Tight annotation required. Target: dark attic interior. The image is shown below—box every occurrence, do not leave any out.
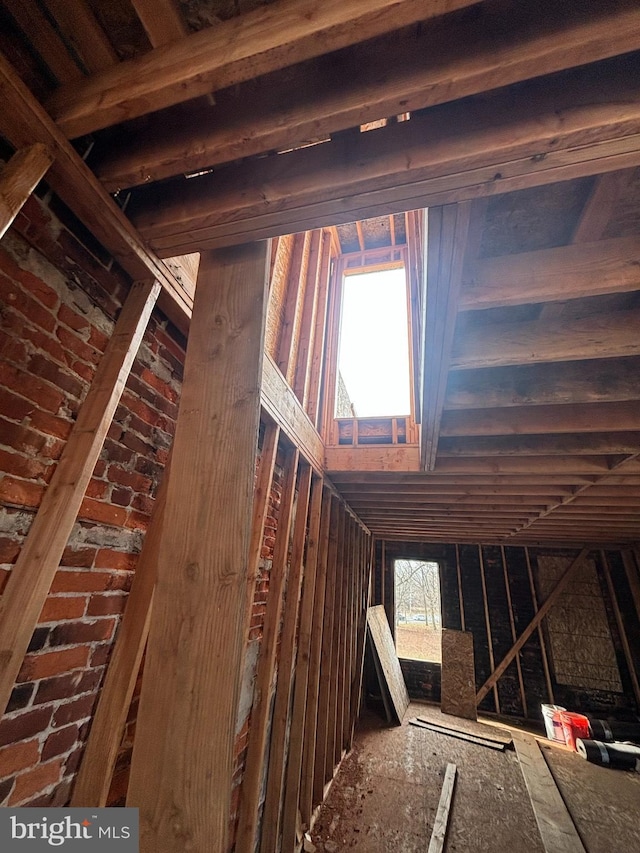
[1,1,640,851]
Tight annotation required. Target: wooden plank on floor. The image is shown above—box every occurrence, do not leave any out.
[366,605,410,725]
[428,763,457,853]
[441,629,477,721]
[0,279,159,720]
[513,732,586,853]
[125,242,269,853]
[411,719,507,751]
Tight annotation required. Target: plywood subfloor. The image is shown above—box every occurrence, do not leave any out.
[311,702,640,852]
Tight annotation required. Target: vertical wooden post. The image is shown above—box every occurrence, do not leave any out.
[349,529,370,748]
[501,546,527,718]
[260,463,313,853]
[299,492,333,831]
[601,551,640,707]
[235,447,300,852]
[126,242,269,853]
[72,453,172,807]
[478,545,500,712]
[306,233,332,428]
[328,504,347,775]
[293,229,322,402]
[0,143,53,238]
[0,278,159,719]
[525,547,554,704]
[281,479,328,853]
[313,499,340,808]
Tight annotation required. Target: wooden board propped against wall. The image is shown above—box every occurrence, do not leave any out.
[367,605,409,725]
[441,629,477,721]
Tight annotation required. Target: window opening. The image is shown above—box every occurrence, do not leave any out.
[335,266,411,418]
[394,559,442,663]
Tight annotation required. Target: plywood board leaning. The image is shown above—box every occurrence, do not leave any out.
[366,605,410,725]
[441,628,477,720]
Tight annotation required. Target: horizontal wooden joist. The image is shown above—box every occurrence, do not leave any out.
[451,307,640,370]
[336,484,576,496]
[48,0,478,138]
[438,432,640,457]
[130,58,640,253]
[439,401,640,438]
[94,0,640,190]
[460,236,640,310]
[444,356,640,410]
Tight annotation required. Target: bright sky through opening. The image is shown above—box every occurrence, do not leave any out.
[336,267,411,417]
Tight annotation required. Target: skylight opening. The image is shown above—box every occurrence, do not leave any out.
[335,266,411,418]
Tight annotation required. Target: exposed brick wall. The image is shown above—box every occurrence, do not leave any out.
[0,193,185,808]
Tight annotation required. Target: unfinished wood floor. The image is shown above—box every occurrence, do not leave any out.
[311,702,640,852]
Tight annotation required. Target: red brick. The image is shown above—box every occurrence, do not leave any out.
[132,493,154,515]
[0,536,21,565]
[52,693,97,728]
[89,325,109,351]
[0,707,52,748]
[90,643,112,668]
[18,321,68,366]
[140,367,179,403]
[9,759,62,805]
[42,726,78,762]
[57,303,90,334]
[25,775,73,808]
[64,745,84,777]
[0,328,29,363]
[0,476,45,509]
[33,672,82,705]
[155,326,186,364]
[0,362,63,412]
[28,353,84,400]
[0,387,34,422]
[106,464,152,492]
[0,418,48,456]
[0,739,40,777]
[102,438,134,466]
[0,448,49,482]
[87,593,127,616]
[50,618,116,647]
[85,477,108,499]
[94,549,138,571]
[56,326,101,365]
[0,273,56,332]
[17,647,90,683]
[7,683,34,713]
[51,570,131,594]
[125,510,149,530]
[60,546,96,568]
[39,595,87,623]
[72,360,94,382]
[78,497,127,527]
[0,249,59,309]
[29,409,73,442]
[111,486,132,507]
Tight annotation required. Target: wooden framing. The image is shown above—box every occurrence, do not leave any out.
[260,463,313,853]
[71,452,172,807]
[96,1,640,192]
[281,480,329,853]
[0,143,53,238]
[476,549,589,705]
[126,243,269,852]
[235,447,299,852]
[601,551,640,707]
[0,279,160,719]
[48,0,479,137]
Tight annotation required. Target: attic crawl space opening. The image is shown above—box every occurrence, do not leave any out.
[394,559,442,663]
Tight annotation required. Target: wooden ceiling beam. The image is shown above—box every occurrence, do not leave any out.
[41,0,118,73]
[7,0,83,84]
[94,0,640,190]
[451,308,640,370]
[48,0,478,138]
[439,432,640,457]
[131,0,188,47]
[440,400,640,438]
[445,356,640,411]
[460,235,640,311]
[572,167,636,243]
[130,59,640,253]
[0,143,54,239]
[337,485,575,496]
[421,202,473,470]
